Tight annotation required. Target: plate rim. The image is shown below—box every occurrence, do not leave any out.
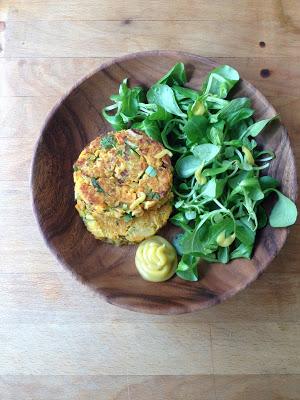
[30,50,298,315]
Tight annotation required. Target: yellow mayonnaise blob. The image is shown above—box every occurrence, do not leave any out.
[135,236,178,282]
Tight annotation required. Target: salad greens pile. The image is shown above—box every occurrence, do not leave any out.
[102,63,297,281]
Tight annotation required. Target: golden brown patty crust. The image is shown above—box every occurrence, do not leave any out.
[75,197,172,245]
[74,129,173,219]
[73,129,174,244]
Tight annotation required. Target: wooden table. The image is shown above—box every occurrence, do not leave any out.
[1,1,299,399]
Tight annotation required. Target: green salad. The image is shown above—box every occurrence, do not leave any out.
[102,63,297,281]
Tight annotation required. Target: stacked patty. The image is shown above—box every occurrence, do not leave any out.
[73,129,173,244]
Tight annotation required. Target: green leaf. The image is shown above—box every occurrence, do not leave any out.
[139,103,172,121]
[142,120,161,141]
[240,177,264,201]
[215,178,227,198]
[218,98,251,119]
[202,161,233,177]
[176,268,199,281]
[170,213,191,231]
[172,233,184,256]
[157,63,187,86]
[228,170,253,189]
[257,206,268,229]
[185,210,197,221]
[201,178,217,198]
[268,190,298,227]
[208,217,235,244]
[191,143,221,164]
[181,222,211,254]
[217,246,229,263]
[235,219,256,246]
[121,89,139,118]
[175,155,202,178]
[230,120,249,139]
[109,94,121,102]
[259,175,279,191]
[179,182,190,191]
[118,79,144,118]
[183,115,208,144]
[191,98,206,116]
[131,119,161,142]
[200,253,218,262]
[242,116,278,138]
[176,254,200,281]
[229,178,263,203]
[227,108,254,126]
[161,119,187,154]
[230,243,253,260]
[147,104,172,121]
[224,146,235,158]
[207,121,225,145]
[102,109,127,131]
[206,96,229,110]
[201,65,240,98]
[183,216,235,257]
[175,199,184,208]
[172,85,198,101]
[147,84,186,117]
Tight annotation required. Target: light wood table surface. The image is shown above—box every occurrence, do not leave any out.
[1,1,300,399]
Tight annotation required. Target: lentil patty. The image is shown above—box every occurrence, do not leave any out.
[73,129,174,244]
[74,129,173,219]
[75,196,172,245]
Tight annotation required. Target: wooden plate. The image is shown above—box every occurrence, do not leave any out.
[31,51,297,314]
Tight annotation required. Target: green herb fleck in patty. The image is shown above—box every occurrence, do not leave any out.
[100,135,117,149]
[123,212,134,222]
[91,177,104,193]
[145,165,157,177]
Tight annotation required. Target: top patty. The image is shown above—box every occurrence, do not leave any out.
[74,129,173,218]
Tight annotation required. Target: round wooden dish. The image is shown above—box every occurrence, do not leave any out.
[31,51,297,315]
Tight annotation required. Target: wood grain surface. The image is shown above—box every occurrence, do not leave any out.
[1,1,300,399]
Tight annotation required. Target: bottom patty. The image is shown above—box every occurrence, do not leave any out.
[76,198,172,245]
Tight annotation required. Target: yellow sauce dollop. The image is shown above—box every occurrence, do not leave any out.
[135,236,178,282]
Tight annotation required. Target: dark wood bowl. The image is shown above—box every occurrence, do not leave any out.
[31,51,297,314]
